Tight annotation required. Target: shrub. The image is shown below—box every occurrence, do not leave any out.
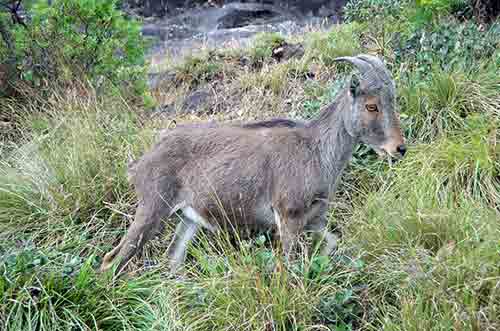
[413,0,473,25]
[344,0,411,22]
[394,20,500,75]
[2,0,147,101]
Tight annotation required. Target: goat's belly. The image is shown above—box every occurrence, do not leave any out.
[203,201,276,232]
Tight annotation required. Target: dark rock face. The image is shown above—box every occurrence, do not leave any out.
[140,1,345,59]
[129,0,347,18]
[472,0,500,22]
[217,7,280,29]
[141,0,347,90]
[143,0,167,17]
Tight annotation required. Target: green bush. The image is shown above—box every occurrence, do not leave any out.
[413,0,473,25]
[394,20,500,75]
[344,0,411,22]
[2,0,147,101]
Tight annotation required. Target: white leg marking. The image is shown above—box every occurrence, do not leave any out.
[182,206,217,232]
[320,231,339,256]
[168,201,187,218]
[274,209,282,237]
[171,221,198,264]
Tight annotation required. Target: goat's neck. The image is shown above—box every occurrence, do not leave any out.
[309,91,358,189]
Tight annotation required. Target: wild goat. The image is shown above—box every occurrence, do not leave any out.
[157,118,304,139]
[101,54,406,274]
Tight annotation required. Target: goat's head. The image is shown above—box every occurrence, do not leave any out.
[335,54,406,159]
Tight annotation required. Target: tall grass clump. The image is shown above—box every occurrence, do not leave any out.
[345,114,500,329]
[399,65,500,142]
[349,114,498,250]
[0,248,178,331]
[0,91,155,250]
[248,32,286,66]
[174,232,368,331]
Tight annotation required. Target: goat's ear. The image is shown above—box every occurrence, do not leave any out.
[349,74,360,97]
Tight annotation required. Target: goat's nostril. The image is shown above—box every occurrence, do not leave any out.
[396,144,407,157]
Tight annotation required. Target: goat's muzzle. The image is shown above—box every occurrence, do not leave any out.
[396,144,407,157]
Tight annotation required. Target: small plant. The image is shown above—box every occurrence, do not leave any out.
[315,289,364,331]
[248,32,286,66]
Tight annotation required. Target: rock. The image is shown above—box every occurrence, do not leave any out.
[142,0,166,17]
[271,41,305,61]
[216,3,303,29]
[217,4,283,29]
[182,88,215,114]
[148,71,177,90]
[152,87,216,119]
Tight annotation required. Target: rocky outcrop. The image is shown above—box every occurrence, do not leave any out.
[126,0,347,18]
[143,0,167,17]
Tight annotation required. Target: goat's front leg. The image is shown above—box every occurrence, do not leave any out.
[166,217,199,274]
[305,202,338,257]
[274,200,332,265]
[274,208,297,263]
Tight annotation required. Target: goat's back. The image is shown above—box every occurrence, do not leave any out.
[131,127,325,225]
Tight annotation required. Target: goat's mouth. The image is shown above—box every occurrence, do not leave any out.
[373,146,402,164]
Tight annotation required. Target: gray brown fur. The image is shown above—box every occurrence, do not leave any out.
[101,54,406,274]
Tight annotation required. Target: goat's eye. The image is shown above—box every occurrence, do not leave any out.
[366,104,379,113]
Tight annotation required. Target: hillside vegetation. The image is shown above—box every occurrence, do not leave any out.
[0,0,499,330]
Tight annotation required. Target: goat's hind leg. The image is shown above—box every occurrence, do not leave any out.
[166,206,214,274]
[100,201,166,274]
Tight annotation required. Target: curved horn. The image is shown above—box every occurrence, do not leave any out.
[333,56,374,77]
[356,54,393,84]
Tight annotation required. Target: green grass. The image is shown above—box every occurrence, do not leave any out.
[399,65,500,142]
[304,23,364,67]
[1,2,499,330]
[0,248,177,331]
[173,232,367,331]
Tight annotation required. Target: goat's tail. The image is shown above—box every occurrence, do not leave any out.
[126,151,139,185]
